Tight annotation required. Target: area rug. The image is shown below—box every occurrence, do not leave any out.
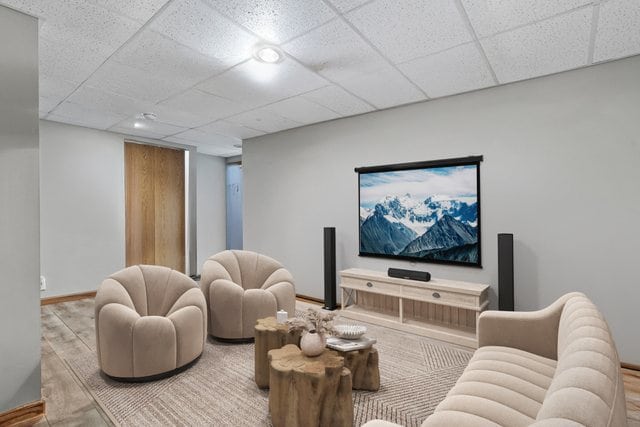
[67,319,472,426]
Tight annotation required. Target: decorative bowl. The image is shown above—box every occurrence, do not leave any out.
[335,324,367,340]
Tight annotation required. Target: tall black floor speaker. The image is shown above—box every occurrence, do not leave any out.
[323,227,337,310]
[498,233,514,311]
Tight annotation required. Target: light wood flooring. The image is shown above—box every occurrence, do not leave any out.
[37,298,640,426]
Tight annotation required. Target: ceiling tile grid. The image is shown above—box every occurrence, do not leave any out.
[1,0,639,156]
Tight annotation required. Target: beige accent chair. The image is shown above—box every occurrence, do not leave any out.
[364,292,628,427]
[95,265,207,380]
[201,250,296,340]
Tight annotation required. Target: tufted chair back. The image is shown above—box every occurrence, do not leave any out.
[200,250,296,339]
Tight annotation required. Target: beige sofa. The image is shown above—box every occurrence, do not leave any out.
[365,292,628,427]
[201,250,296,340]
[95,265,207,380]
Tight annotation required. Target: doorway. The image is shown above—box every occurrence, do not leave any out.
[226,162,243,250]
[125,142,185,272]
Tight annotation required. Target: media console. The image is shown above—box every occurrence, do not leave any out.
[339,268,489,348]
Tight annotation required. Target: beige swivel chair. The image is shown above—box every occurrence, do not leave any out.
[95,265,207,380]
[201,250,296,340]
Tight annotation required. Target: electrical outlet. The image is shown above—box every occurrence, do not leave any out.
[40,276,46,292]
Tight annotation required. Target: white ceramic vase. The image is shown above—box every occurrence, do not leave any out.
[300,331,326,357]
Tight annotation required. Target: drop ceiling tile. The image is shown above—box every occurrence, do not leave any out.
[594,0,640,62]
[85,61,187,103]
[339,65,426,109]
[283,18,388,83]
[226,108,302,133]
[39,36,110,84]
[398,43,495,98]
[88,0,169,22]
[66,86,154,117]
[326,0,371,14]
[198,58,327,109]
[40,97,61,115]
[345,0,472,63]
[113,30,228,87]
[147,104,213,128]
[198,145,241,157]
[482,8,591,83]
[158,89,247,124]
[301,85,374,116]
[207,0,336,43]
[39,76,77,105]
[264,96,340,124]
[48,102,128,130]
[170,128,240,146]
[461,0,591,38]
[196,120,265,139]
[110,117,188,137]
[149,0,257,66]
[39,2,141,54]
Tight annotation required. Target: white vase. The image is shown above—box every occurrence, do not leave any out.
[300,331,326,357]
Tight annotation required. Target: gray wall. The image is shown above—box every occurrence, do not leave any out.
[244,56,640,364]
[226,163,243,250]
[0,5,41,412]
[196,153,227,271]
[39,120,227,295]
[39,120,125,297]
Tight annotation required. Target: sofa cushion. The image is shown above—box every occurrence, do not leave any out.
[423,346,557,426]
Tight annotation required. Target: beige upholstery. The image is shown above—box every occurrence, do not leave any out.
[364,292,628,427]
[95,265,207,379]
[201,250,296,340]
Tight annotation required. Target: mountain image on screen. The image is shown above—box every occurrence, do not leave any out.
[360,193,479,263]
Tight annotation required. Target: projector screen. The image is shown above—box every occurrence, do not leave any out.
[357,156,482,267]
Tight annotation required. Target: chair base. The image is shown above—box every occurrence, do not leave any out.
[102,353,202,383]
[210,335,255,344]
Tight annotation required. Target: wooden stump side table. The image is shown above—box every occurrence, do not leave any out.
[254,317,301,389]
[268,344,353,427]
[337,346,380,391]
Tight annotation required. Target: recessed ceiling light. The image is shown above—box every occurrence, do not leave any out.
[134,122,144,129]
[141,112,157,121]
[254,45,283,64]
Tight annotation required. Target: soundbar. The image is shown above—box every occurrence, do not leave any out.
[388,268,431,282]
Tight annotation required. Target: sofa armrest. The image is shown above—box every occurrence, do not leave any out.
[478,293,578,360]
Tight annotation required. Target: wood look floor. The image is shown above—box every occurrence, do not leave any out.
[38,298,640,426]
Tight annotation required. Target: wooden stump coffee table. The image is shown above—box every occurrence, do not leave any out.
[268,344,353,427]
[254,317,301,389]
[336,346,380,391]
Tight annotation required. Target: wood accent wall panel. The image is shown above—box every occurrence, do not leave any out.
[125,142,185,273]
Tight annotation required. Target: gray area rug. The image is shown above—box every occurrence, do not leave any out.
[68,319,472,426]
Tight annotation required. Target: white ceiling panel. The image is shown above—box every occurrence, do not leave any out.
[39,76,77,105]
[40,97,62,116]
[197,145,241,157]
[482,8,592,84]
[207,0,336,43]
[302,85,374,117]
[158,89,247,123]
[398,43,495,98]
[594,0,640,63]
[196,120,265,139]
[345,0,472,63]
[85,61,188,103]
[88,0,170,22]
[198,58,327,108]
[149,0,257,66]
[49,102,128,130]
[264,97,340,125]
[171,128,240,146]
[147,104,213,128]
[326,0,371,14]
[66,86,154,117]
[283,18,387,83]
[112,30,228,87]
[226,108,302,133]
[38,35,110,84]
[339,65,426,109]
[109,125,167,140]
[461,0,591,38]
[110,117,188,137]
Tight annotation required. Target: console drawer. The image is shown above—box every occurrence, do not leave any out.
[402,286,478,307]
[341,277,399,295]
